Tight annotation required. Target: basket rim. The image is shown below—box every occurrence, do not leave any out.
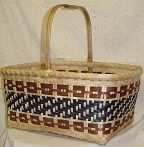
[0,61,143,81]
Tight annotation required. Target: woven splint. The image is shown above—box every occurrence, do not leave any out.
[1,4,143,144]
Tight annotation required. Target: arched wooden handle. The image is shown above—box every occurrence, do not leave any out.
[44,4,93,71]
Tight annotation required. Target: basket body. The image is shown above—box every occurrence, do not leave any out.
[1,61,143,144]
[1,3,143,144]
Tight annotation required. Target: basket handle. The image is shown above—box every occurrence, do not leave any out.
[44,4,93,72]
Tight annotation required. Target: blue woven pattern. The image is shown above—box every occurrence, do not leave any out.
[6,91,138,122]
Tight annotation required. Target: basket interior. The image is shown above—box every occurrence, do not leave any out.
[7,60,142,75]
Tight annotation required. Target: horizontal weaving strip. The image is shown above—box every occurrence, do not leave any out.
[4,79,140,99]
[4,85,137,94]
[7,110,134,135]
[6,91,138,122]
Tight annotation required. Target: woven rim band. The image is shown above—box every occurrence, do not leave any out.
[1,61,143,81]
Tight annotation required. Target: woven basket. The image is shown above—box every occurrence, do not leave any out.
[1,4,143,144]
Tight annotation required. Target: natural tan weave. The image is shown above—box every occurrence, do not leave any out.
[0,4,143,144]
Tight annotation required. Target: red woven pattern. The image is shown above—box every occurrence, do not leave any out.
[4,79,140,99]
[8,110,134,135]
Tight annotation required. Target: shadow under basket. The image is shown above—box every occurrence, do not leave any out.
[1,60,143,144]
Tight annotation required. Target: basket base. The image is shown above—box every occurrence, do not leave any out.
[7,118,133,145]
